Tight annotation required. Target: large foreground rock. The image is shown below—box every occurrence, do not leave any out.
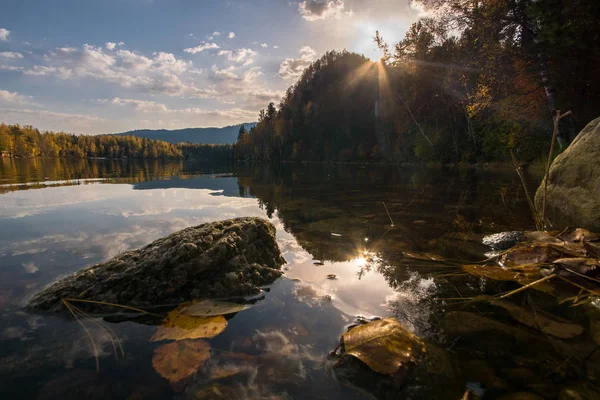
[535,117,600,231]
[26,217,285,313]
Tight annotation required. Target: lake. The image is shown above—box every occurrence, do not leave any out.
[1,158,598,399]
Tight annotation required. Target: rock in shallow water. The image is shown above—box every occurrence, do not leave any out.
[482,231,525,250]
[26,217,286,313]
[535,116,600,231]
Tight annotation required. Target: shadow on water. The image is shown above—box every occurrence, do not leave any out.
[1,159,599,399]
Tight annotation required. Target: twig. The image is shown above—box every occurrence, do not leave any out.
[63,298,161,317]
[510,149,543,230]
[382,202,394,226]
[541,110,572,229]
[497,274,556,299]
[70,302,125,360]
[558,276,600,296]
[63,299,100,372]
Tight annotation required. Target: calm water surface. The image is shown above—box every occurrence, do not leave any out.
[1,158,597,399]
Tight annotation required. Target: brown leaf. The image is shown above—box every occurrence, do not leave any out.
[559,228,600,243]
[584,241,600,258]
[341,318,425,376]
[500,244,579,268]
[553,258,600,275]
[403,251,446,262]
[180,300,250,318]
[480,295,584,339]
[152,340,210,383]
[463,264,555,294]
[150,308,227,342]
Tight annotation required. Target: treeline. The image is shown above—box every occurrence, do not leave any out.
[235,0,600,163]
[0,123,233,161]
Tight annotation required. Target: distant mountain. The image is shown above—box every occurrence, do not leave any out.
[113,123,256,144]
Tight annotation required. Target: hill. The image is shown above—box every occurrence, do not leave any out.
[114,123,256,144]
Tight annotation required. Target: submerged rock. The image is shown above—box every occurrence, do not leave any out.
[26,217,285,313]
[483,231,526,250]
[535,116,600,231]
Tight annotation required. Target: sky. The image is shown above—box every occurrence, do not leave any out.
[0,0,426,134]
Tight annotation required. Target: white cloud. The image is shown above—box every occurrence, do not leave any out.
[0,28,10,41]
[261,43,268,48]
[0,108,106,133]
[228,32,235,39]
[22,44,211,98]
[298,0,347,21]
[105,42,116,50]
[0,52,23,59]
[0,65,23,71]
[97,97,258,125]
[97,97,169,112]
[117,41,125,46]
[279,46,317,79]
[273,45,279,49]
[218,48,257,65]
[213,31,221,36]
[0,90,34,106]
[183,42,219,54]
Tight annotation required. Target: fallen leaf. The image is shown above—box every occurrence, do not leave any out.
[479,295,584,339]
[584,241,600,258]
[150,309,227,342]
[152,340,210,383]
[500,244,575,267]
[559,228,600,243]
[180,300,251,318]
[403,252,446,262]
[341,318,425,376]
[553,258,600,275]
[443,311,540,343]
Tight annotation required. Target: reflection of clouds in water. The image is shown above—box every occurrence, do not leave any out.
[277,236,311,265]
[22,262,39,274]
[0,183,130,219]
[285,256,396,318]
[384,272,437,335]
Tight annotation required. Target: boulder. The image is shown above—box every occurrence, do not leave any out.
[26,217,286,313]
[535,117,600,231]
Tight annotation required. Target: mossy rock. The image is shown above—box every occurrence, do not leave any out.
[26,217,285,313]
[535,117,600,231]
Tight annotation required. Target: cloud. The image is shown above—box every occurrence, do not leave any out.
[298,0,346,21]
[0,108,106,133]
[0,28,10,41]
[218,48,257,65]
[0,90,36,106]
[261,43,268,48]
[0,52,23,59]
[273,45,279,49]
[97,97,169,112]
[105,42,116,50]
[0,65,23,71]
[22,44,212,98]
[279,46,317,79]
[213,31,221,36]
[228,32,235,39]
[183,42,219,54]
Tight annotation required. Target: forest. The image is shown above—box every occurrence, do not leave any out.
[235,0,600,163]
[0,123,234,162]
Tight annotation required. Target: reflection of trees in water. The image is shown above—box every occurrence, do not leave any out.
[235,163,539,265]
[0,158,232,194]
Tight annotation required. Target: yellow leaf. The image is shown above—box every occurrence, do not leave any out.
[341,318,425,376]
[150,309,227,342]
[180,300,250,317]
[152,339,210,383]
